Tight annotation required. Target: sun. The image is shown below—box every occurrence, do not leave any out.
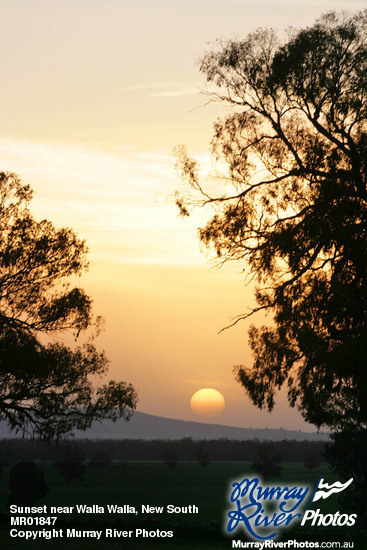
[190,388,225,419]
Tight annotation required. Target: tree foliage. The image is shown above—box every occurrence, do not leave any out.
[54,443,86,485]
[325,431,367,524]
[175,11,367,432]
[0,172,137,440]
[251,442,282,480]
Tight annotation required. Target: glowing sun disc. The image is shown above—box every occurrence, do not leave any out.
[190,388,225,419]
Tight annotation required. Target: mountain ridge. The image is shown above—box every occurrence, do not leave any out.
[0,411,329,441]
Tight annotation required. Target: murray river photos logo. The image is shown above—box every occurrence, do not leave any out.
[226,476,356,540]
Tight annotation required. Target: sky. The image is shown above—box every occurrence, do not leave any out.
[0,0,365,431]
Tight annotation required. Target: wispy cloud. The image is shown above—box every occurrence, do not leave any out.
[150,87,199,98]
[0,139,210,266]
[122,81,177,92]
[122,81,200,98]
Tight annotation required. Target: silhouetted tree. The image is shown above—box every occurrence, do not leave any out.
[0,172,137,440]
[163,447,178,470]
[54,443,86,485]
[176,11,367,522]
[251,442,282,480]
[175,10,367,435]
[195,446,210,467]
[55,461,86,486]
[304,454,320,470]
[325,430,367,526]
[7,462,49,507]
[90,448,112,467]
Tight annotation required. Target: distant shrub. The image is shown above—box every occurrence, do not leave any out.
[251,442,282,480]
[304,454,320,469]
[195,447,210,467]
[53,443,86,485]
[163,449,177,470]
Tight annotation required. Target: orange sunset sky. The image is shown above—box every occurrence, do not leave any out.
[1,0,364,430]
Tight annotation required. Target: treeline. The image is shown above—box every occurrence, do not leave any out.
[0,438,327,464]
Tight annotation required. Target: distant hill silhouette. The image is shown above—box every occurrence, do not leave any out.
[0,411,329,441]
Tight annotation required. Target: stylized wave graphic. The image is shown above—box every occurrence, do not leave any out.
[312,478,353,502]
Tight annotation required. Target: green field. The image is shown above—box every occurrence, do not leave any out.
[0,462,364,549]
